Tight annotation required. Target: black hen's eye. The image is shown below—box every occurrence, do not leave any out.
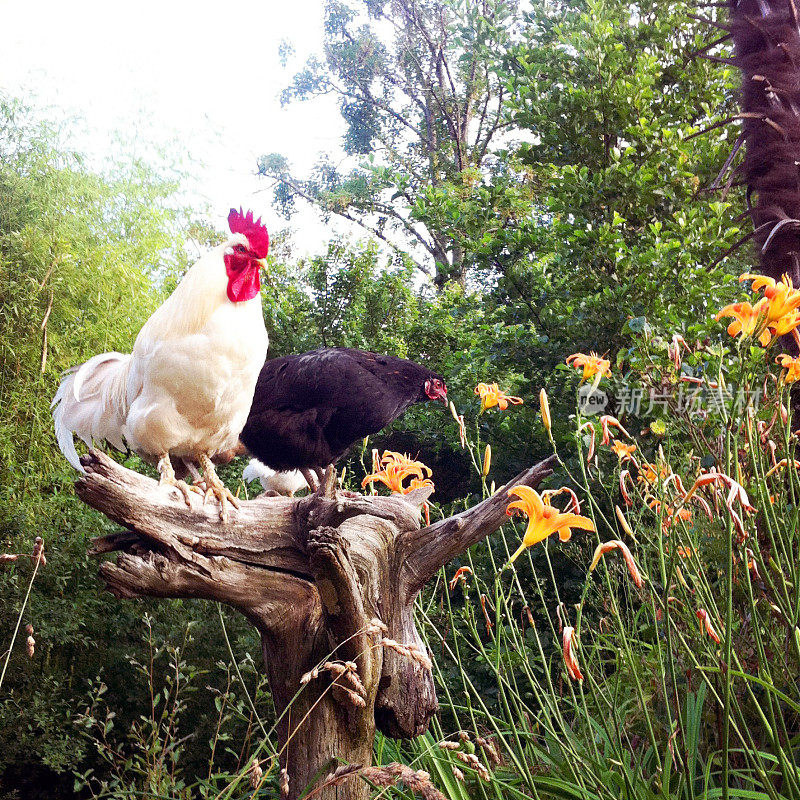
[234,244,247,254]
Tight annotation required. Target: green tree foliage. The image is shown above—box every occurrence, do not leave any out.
[0,100,184,494]
[263,237,420,356]
[260,0,520,285]
[404,0,750,469]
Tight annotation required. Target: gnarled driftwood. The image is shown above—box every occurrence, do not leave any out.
[79,449,554,799]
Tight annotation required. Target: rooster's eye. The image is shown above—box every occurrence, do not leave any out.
[234,244,247,254]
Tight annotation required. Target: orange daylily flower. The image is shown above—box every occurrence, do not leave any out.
[716,299,771,346]
[777,354,800,384]
[769,309,800,338]
[362,451,433,495]
[504,486,595,565]
[638,461,672,487]
[741,272,800,322]
[566,352,612,386]
[562,626,583,681]
[589,540,644,588]
[475,382,523,411]
[610,440,637,461]
[648,499,692,531]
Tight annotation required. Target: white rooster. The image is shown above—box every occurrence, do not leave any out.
[51,208,270,521]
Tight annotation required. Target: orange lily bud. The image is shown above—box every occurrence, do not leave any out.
[675,565,692,591]
[614,505,635,537]
[449,400,460,423]
[765,458,800,478]
[480,594,494,637]
[539,388,552,434]
[579,421,596,465]
[482,444,491,476]
[562,626,583,681]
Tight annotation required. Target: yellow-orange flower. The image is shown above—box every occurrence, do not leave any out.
[362,451,433,495]
[648,499,692,531]
[638,461,672,487]
[770,309,800,338]
[777,354,800,384]
[741,272,800,322]
[475,382,523,411]
[610,440,637,461]
[505,486,595,565]
[566,352,612,385]
[716,299,771,346]
[589,540,644,588]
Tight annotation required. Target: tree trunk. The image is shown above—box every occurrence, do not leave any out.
[79,450,554,799]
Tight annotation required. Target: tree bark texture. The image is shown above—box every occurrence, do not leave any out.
[79,450,554,799]
[725,0,800,288]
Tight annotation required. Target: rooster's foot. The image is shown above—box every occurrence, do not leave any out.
[157,454,202,507]
[199,454,240,522]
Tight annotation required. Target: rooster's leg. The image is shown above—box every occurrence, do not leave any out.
[198,453,240,523]
[300,468,319,491]
[183,460,207,491]
[157,454,200,506]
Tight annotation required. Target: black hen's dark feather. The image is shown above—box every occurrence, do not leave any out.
[240,347,445,471]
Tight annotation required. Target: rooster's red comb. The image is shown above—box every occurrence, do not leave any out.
[228,207,269,258]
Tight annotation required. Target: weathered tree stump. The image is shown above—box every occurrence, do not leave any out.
[78,450,554,799]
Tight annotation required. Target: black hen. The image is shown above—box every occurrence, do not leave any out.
[240,347,447,484]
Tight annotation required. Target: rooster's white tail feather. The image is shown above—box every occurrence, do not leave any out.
[51,352,132,472]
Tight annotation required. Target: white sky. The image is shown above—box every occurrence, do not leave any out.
[0,0,350,254]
